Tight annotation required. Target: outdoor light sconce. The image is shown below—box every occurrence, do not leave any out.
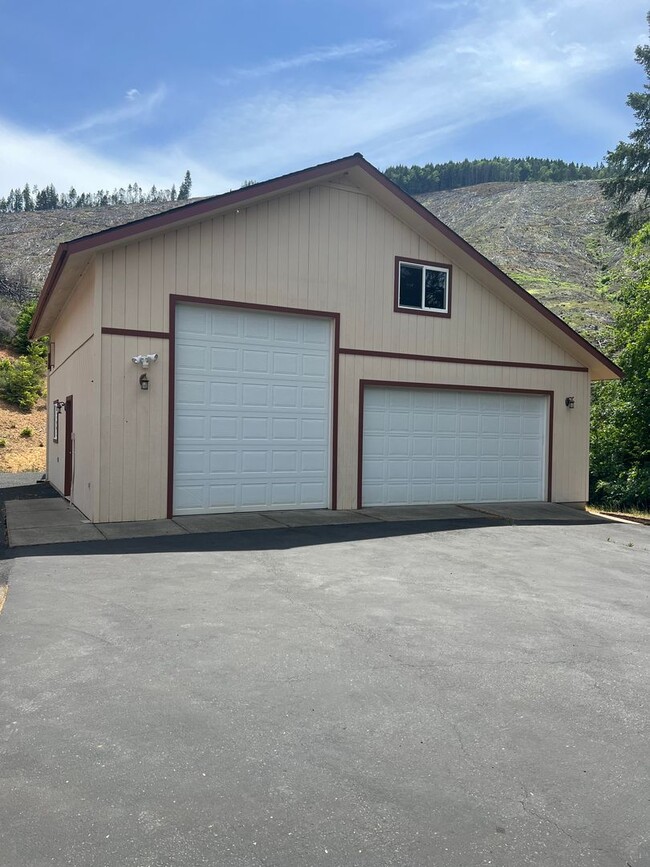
[132,353,159,390]
[565,396,576,409]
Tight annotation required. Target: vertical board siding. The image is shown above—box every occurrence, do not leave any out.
[96,182,591,520]
[99,334,169,522]
[100,184,580,367]
[47,337,96,519]
[51,263,95,364]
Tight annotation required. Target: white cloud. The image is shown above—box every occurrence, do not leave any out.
[65,86,167,136]
[0,0,644,199]
[192,0,642,176]
[0,118,236,197]
[233,39,391,78]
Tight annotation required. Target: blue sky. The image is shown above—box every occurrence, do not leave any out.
[0,0,646,196]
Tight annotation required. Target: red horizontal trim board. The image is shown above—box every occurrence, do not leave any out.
[29,154,363,339]
[356,379,554,509]
[102,327,170,339]
[166,295,341,518]
[28,151,623,379]
[340,347,587,373]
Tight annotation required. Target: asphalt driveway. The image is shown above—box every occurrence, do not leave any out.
[1,519,649,867]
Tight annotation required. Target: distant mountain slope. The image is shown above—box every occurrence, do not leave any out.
[418,180,622,348]
[0,180,622,348]
[0,200,187,290]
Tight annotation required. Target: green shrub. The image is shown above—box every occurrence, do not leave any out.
[19,427,33,438]
[12,300,48,359]
[0,355,45,410]
[0,439,6,447]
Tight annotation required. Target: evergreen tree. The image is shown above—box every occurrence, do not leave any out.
[601,14,650,239]
[22,184,34,211]
[590,226,650,508]
[178,170,192,200]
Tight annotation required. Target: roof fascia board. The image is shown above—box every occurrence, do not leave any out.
[348,161,622,379]
[30,152,623,379]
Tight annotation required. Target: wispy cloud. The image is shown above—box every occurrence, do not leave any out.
[65,86,167,136]
[194,0,641,178]
[0,117,236,196]
[233,39,391,78]
[0,0,643,199]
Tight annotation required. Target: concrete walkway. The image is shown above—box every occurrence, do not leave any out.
[4,497,605,547]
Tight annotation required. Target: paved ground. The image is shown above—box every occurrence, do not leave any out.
[1,517,648,867]
[4,494,604,547]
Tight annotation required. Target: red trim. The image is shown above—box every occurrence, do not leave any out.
[29,154,363,339]
[547,392,554,502]
[393,256,452,319]
[166,295,340,518]
[361,161,622,379]
[340,346,587,373]
[102,327,170,339]
[357,380,365,510]
[30,152,622,377]
[166,296,176,518]
[29,247,68,339]
[356,380,554,509]
[64,395,73,497]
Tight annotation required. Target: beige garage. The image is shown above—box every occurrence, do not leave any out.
[30,154,621,523]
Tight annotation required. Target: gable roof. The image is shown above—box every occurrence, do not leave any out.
[30,153,622,379]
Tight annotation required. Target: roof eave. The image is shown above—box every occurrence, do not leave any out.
[352,161,623,381]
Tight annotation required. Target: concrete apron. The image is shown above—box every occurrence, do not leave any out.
[4,497,604,547]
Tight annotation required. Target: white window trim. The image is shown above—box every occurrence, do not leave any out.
[397,260,450,314]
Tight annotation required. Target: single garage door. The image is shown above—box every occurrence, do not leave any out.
[362,386,548,506]
[174,304,332,514]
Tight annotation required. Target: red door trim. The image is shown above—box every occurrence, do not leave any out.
[64,394,73,497]
[357,380,554,509]
[167,295,340,518]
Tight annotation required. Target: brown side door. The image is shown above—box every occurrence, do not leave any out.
[64,395,73,497]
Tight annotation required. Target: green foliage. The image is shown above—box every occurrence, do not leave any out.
[0,439,6,447]
[19,426,33,438]
[0,170,194,213]
[177,170,192,201]
[590,226,650,509]
[0,355,45,410]
[384,157,609,196]
[602,15,650,239]
[13,300,47,357]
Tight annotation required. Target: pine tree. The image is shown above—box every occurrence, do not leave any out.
[22,184,34,211]
[601,13,650,239]
[178,170,192,200]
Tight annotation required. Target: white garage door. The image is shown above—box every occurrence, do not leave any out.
[174,304,332,514]
[362,387,548,506]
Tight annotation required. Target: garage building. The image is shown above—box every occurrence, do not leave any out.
[29,154,621,523]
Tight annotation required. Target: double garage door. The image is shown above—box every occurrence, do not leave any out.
[362,386,548,506]
[173,304,548,514]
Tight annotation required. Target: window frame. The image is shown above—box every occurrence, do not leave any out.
[52,400,61,443]
[394,256,452,318]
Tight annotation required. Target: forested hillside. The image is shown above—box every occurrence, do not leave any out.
[421,180,620,348]
[0,175,620,347]
[385,157,609,195]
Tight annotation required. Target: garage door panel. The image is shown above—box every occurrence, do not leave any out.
[209,309,239,337]
[362,386,547,506]
[177,344,208,371]
[174,305,331,514]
